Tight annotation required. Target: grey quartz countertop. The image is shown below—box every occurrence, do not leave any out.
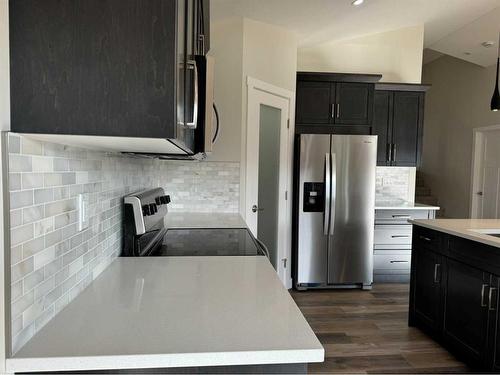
[7,257,324,373]
[164,212,247,229]
[409,219,500,249]
[375,201,440,210]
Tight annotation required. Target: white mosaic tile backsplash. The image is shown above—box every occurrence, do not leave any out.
[375,167,416,203]
[7,133,240,353]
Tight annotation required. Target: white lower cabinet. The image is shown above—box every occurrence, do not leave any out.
[373,208,437,283]
[374,250,412,282]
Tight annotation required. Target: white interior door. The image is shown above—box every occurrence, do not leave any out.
[472,128,500,218]
[246,81,291,286]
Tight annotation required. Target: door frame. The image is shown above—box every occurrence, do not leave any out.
[244,77,295,289]
[470,124,500,218]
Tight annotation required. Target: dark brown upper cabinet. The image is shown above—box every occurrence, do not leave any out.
[296,81,332,124]
[9,0,209,149]
[372,83,429,167]
[295,72,381,135]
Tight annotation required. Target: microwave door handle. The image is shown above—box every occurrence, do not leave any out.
[185,60,199,129]
[212,103,220,144]
[324,153,331,236]
[329,153,336,235]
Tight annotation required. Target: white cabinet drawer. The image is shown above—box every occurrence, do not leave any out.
[374,225,412,248]
[373,250,411,274]
[375,209,430,224]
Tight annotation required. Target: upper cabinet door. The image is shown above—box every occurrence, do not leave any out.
[197,0,210,54]
[334,83,374,125]
[372,91,392,166]
[10,0,177,139]
[296,81,332,124]
[391,92,423,166]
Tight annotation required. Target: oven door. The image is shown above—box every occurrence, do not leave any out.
[136,228,167,257]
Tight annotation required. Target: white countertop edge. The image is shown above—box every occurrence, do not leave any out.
[375,205,440,210]
[6,349,325,373]
[409,220,500,249]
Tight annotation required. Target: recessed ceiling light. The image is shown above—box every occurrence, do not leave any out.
[482,41,495,48]
[352,0,364,6]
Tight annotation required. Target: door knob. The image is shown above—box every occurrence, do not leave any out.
[477,191,484,196]
[252,205,263,213]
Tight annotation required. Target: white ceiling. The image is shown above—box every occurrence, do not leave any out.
[212,0,500,66]
[428,6,500,66]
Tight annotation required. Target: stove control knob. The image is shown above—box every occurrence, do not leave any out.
[142,204,150,216]
[149,203,157,214]
[161,195,171,204]
[155,197,161,205]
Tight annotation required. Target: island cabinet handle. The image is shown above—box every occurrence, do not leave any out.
[489,287,498,311]
[392,214,412,218]
[419,235,432,242]
[391,235,410,238]
[433,263,441,283]
[481,284,489,307]
[390,260,409,263]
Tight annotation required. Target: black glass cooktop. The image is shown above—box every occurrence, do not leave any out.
[153,228,264,256]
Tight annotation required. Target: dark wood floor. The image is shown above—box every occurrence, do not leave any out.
[291,284,469,374]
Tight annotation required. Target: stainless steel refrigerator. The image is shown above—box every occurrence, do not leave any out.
[295,134,377,290]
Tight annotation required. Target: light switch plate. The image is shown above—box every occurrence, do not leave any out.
[78,193,90,231]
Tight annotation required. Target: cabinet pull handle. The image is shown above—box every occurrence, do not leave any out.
[390,260,409,263]
[392,215,412,218]
[392,143,397,162]
[481,284,488,307]
[336,103,340,118]
[387,143,392,163]
[331,104,335,119]
[489,287,497,311]
[433,263,440,283]
[419,235,432,242]
[391,235,410,238]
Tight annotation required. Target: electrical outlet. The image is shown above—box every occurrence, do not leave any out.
[78,193,90,231]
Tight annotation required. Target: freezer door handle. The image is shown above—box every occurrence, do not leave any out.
[329,153,336,235]
[324,153,331,235]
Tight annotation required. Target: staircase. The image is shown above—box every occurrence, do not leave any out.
[415,171,439,207]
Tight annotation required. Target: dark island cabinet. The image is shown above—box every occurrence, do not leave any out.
[373,84,429,167]
[295,72,381,135]
[411,245,443,335]
[409,225,500,370]
[442,259,489,365]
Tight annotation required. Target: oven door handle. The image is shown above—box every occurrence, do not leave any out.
[139,228,167,256]
[255,237,270,259]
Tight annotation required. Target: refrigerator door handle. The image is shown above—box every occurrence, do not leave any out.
[329,153,336,235]
[323,153,331,235]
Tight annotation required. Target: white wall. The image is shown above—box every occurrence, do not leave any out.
[421,55,500,218]
[0,0,8,368]
[298,25,424,84]
[239,18,298,214]
[206,18,244,162]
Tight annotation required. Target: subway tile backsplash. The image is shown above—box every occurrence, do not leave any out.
[6,133,240,353]
[375,167,416,203]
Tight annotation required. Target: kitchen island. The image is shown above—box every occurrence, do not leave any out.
[409,219,500,371]
[7,256,323,373]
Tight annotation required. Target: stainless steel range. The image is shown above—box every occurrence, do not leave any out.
[122,188,267,257]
